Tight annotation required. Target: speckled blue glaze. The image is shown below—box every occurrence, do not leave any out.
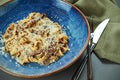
[0,0,90,77]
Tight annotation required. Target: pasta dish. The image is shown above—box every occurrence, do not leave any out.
[2,12,69,65]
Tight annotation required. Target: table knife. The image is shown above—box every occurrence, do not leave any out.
[72,18,110,80]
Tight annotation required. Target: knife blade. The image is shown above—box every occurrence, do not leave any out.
[71,18,110,80]
[92,18,110,44]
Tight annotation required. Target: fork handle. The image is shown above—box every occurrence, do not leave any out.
[71,53,88,80]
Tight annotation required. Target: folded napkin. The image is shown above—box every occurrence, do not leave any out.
[66,0,120,63]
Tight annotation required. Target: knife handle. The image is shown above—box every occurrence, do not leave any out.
[87,45,92,80]
[87,43,95,80]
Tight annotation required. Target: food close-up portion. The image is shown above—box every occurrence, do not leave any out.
[2,12,69,65]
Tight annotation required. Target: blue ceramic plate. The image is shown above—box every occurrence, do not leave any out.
[0,0,90,78]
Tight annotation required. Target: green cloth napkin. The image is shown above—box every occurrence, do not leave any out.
[66,0,120,63]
